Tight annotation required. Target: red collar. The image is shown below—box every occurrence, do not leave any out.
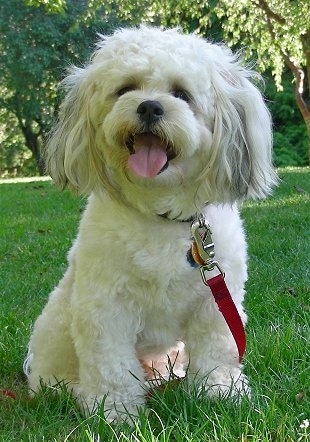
[191,216,246,363]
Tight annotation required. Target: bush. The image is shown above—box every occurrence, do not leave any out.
[265,72,308,167]
[0,114,38,177]
[273,132,306,167]
[0,0,126,177]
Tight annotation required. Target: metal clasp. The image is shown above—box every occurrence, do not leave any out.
[191,214,215,263]
[191,214,225,283]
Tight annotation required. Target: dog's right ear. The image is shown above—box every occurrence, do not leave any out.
[45,67,103,195]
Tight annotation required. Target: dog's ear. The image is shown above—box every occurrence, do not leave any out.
[207,53,278,202]
[45,67,105,195]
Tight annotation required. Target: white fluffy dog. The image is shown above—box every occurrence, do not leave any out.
[25,26,277,420]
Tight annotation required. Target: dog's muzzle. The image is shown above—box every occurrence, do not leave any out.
[125,100,177,178]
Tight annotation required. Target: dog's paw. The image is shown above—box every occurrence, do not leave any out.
[194,368,250,400]
[103,401,144,424]
[77,392,145,423]
[206,374,250,400]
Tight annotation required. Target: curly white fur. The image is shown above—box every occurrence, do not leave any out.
[25,26,277,421]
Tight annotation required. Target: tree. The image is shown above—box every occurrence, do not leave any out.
[24,0,66,13]
[265,73,308,167]
[0,0,121,175]
[213,0,310,163]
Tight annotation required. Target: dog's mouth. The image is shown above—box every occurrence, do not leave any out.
[126,132,176,178]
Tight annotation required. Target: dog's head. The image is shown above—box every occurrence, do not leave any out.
[46,26,277,219]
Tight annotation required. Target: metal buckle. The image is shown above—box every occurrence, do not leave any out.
[191,214,215,262]
[191,214,225,281]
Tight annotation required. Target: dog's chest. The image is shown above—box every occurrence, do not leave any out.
[124,220,201,294]
[77,197,241,313]
[125,229,205,318]
[134,273,205,347]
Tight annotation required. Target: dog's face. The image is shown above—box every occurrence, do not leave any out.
[46,26,277,218]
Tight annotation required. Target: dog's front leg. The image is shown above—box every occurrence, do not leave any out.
[71,301,145,421]
[185,299,249,398]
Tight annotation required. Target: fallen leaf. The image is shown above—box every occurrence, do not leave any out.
[296,391,307,402]
[0,389,16,400]
[294,186,308,194]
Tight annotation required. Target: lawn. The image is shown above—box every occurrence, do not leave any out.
[0,168,309,441]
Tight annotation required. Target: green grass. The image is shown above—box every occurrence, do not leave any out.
[0,168,309,441]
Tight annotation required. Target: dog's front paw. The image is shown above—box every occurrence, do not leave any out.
[207,374,250,399]
[195,367,250,400]
[76,390,145,423]
[103,398,145,424]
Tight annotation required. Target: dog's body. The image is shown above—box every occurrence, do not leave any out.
[25,26,277,420]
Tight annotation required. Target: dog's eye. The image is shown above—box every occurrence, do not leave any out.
[117,86,135,97]
[172,89,191,103]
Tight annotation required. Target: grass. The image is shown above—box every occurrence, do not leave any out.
[0,168,309,441]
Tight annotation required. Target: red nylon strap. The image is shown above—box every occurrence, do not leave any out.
[206,274,246,363]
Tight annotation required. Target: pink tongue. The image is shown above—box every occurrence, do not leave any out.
[127,134,168,178]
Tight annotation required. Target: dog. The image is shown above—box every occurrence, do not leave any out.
[24,26,277,421]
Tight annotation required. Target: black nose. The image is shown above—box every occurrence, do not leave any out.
[137,100,164,127]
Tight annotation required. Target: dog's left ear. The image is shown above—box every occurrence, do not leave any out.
[208,54,278,201]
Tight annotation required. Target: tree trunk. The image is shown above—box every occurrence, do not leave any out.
[285,64,310,164]
[19,120,45,175]
[301,30,310,163]
[306,121,310,165]
[280,55,310,164]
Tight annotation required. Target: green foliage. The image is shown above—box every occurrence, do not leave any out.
[265,74,308,166]
[24,0,66,13]
[0,111,34,177]
[273,128,308,167]
[213,0,309,85]
[0,0,124,176]
[211,1,310,164]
